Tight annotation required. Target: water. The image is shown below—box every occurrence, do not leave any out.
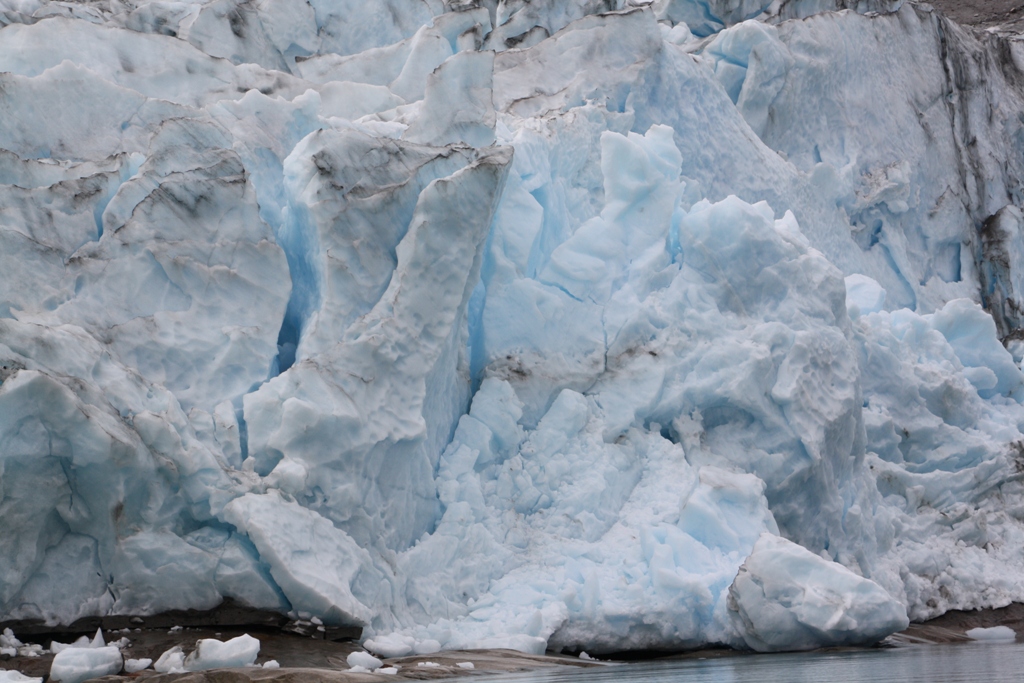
[476,643,1024,683]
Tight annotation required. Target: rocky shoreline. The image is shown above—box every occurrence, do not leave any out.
[2,602,1022,682]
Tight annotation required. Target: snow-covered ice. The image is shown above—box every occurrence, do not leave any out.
[4,0,1024,659]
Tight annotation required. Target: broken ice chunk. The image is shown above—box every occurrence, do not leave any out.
[183,634,260,671]
[966,626,1016,642]
[49,646,123,683]
[124,658,152,673]
[346,651,382,671]
[728,534,909,652]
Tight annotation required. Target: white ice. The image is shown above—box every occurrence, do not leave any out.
[183,635,260,671]
[346,651,383,671]
[4,0,1024,660]
[966,626,1017,642]
[153,647,185,674]
[729,534,908,651]
[0,672,42,683]
[48,647,122,683]
[123,659,152,673]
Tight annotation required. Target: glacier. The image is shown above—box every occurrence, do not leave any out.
[3,0,1024,659]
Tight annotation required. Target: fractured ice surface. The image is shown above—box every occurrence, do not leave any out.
[4,0,1024,658]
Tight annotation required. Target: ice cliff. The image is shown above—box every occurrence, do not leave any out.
[4,0,1024,655]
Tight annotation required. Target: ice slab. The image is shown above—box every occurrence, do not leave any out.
[728,534,909,652]
[966,626,1017,642]
[49,646,123,683]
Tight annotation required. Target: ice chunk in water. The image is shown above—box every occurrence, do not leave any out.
[966,626,1017,642]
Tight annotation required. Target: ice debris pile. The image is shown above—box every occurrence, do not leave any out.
[5,0,1024,658]
[2,629,262,683]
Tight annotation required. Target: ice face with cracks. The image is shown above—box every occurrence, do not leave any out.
[5,0,1024,659]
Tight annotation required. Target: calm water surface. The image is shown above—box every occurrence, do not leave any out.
[477,643,1024,683]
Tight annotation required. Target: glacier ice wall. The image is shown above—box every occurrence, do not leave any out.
[3,0,1024,655]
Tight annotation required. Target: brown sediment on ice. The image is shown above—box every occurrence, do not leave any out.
[888,603,1024,645]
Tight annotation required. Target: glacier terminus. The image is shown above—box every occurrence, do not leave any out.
[4,0,1024,660]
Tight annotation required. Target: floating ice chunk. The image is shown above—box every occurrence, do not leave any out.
[49,646,123,683]
[728,534,909,652]
[153,646,185,673]
[124,658,152,673]
[0,629,21,648]
[346,651,382,671]
[261,661,280,669]
[417,662,441,668]
[966,626,1017,642]
[183,634,260,671]
[378,667,398,675]
[456,662,475,669]
[0,672,41,683]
